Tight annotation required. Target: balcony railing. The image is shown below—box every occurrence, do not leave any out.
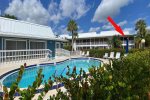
[0,49,52,64]
[122,40,134,44]
[76,42,108,45]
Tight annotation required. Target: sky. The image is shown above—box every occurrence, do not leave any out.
[0,0,150,35]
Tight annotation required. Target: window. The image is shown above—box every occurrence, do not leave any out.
[30,41,45,49]
[6,40,26,50]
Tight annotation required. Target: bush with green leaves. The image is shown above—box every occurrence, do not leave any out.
[89,48,125,58]
[53,50,150,99]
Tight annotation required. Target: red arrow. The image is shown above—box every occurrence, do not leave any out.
[107,16,125,36]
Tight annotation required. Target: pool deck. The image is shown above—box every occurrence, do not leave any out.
[0,56,109,77]
[0,56,109,99]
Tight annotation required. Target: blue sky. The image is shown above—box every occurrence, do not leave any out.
[0,0,150,35]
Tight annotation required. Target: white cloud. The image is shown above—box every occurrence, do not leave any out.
[124,28,135,34]
[134,17,146,23]
[48,1,62,24]
[146,26,150,30]
[102,23,113,30]
[60,0,90,19]
[102,20,127,30]
[118,20,127,26]
[5,0,90,25]
[89,27,101,32]
[92,0,133,22]
[5,0,50,25]
[53,25,69,35]
[148,3,150,7]
[48,0,90,24]
[124,28,133,32]
[78,30,84,33]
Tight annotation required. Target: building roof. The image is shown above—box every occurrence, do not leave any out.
[99,31,132,37]
[60,30,135,39]
[0,17,65,41]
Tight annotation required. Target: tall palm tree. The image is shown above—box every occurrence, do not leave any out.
[135,19,147,48]
[135,19,147,38]
[67,20,78,51]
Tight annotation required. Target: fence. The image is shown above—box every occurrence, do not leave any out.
[0,49,52,64]
[55,48,81,57]
[55,48,71,56]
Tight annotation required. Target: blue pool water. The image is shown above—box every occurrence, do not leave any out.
[3,58,101,88]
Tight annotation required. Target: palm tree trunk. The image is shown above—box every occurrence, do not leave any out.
[72,30,74,51]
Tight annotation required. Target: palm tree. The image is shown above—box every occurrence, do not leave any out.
[135,19,147,48]
[67,20,78,51]
[135,19,147,38]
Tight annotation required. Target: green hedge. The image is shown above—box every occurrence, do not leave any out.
[89,48,150,58]
[129,48,150,53]
[89,48,125,58]
[111,50,150,99]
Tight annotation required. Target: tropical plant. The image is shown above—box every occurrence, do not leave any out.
[112,35,122,48]
[67,19,78,51]
[135,19,147,38]
[3,65,24,100]
[53,50,150,99]
[145,34,150,47]
[19,68,44,99]
[1,14,17,20]
[2,66,54,100]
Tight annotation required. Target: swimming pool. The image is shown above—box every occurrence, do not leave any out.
[2,58,101,88]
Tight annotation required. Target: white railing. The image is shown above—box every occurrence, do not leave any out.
[55,48,81,57]
[0,49,52,64]
[122,40,134,44]
[56,48,71,56]
[70,51,81,56]
[76,42,108,45]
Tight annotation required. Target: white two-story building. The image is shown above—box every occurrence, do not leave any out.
[60,31,135,50]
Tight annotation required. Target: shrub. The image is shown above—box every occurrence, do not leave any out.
[54,50,150,99]
[112,50,150,99]
[89,48,125,58]
[63,45,72,51]
[129,48,150,54]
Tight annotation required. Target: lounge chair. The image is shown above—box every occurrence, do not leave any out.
[108,52,114,59]
[85,51,89,57]
[124,54,128,57]
[80,51,82,56]
[81,51,85,56]
[103,53,108,59]
[115,52,121,59]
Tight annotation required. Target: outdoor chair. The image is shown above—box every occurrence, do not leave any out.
[81,51,85,56]
[85,51,89,57]
[108,52,114,59]
[115,52,121,59]
[103,53,108,59]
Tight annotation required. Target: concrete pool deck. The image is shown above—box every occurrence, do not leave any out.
[0,56,109,99]
[0,56,109,76]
